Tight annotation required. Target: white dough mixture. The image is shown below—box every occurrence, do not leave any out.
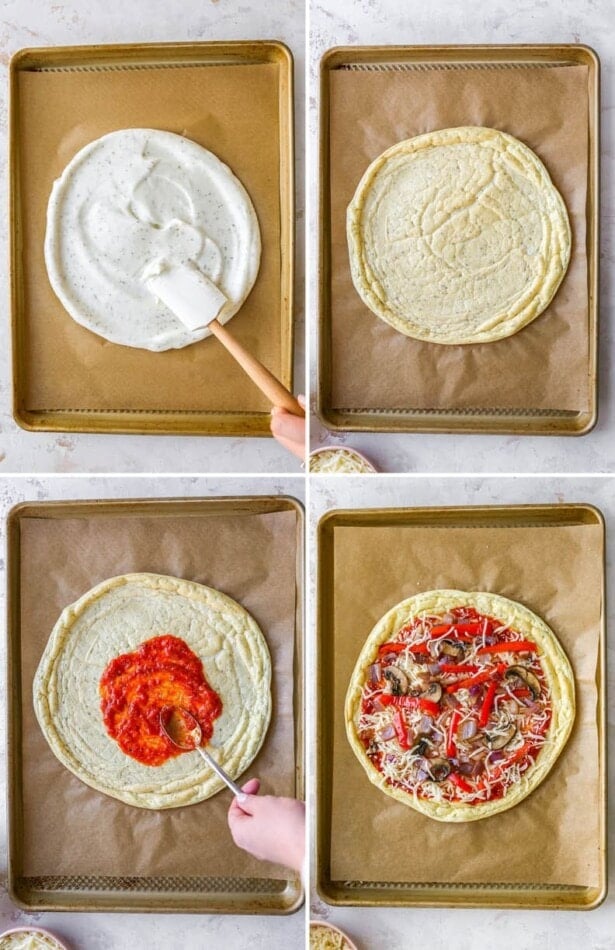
[45,128,261,351]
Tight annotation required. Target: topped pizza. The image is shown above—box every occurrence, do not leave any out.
[345,590,575,822]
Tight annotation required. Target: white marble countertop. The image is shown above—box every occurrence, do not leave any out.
[0,0,305,474]
[308,0,615,473]
[309,475,614,950]
[0,476,306,950]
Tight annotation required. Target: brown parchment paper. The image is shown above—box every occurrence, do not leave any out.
[328,64,591,412]
[18,61,283,414]
[18,506,298,881]
[329,521,602,886]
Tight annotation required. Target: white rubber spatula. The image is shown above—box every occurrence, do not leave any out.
[144,261,304,418]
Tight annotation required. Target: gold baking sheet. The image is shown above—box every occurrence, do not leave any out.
[7,496,304,914]
[316,504,606,909]
[9,41,294,436]
[318,45,599,435]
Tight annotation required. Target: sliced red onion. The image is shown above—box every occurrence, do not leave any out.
[442,693,460,709]
[459,719,478,741]
[378,723,397,742]
[469,760,485,776]
[416,769,429,781]
[428,663,441,675]
[488,750,505,764]
[418,715,433,733]
[469,684,483,697]
[457,761,474,776]
[368,662,382,685]
[372,696,386,712]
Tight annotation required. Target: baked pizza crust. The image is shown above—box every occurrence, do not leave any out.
[345,590,575,822]
[33,573,272,809]
[347,127,571,344]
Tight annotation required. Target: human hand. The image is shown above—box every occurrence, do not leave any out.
[227,779,305,872]
[270,395,306,461]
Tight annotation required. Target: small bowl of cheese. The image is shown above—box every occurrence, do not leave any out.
[309,447,376,474]
[0,928,69,950]
[310,921,358,950]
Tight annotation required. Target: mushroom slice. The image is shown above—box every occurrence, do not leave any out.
[422,681,442,703]
[427,757,452,782]
[505,664,541,699]
[486,721,517,750]
[437,639,465,662]
[383,665,409,696]
[411,736,432,757]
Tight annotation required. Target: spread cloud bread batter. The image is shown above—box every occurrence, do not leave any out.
[45,129,261,351]
[33,574,272,809]
[347,127,571,344]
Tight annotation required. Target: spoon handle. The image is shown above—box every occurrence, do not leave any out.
[197,745,244,797]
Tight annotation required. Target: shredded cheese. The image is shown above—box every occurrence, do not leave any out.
[309,448,375,474]
[356,606,552,806]
[309,924,350,950]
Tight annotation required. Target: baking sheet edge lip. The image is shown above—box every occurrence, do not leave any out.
[313,882,605,910]
[320,42,601,64]
[316,501,604,529]
[10,407,277,436]
[315,406,596,436]
[6,494,303,518]
[9,39,295,70]
[4,888,303,915]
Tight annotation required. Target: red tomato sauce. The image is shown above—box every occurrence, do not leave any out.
[99,634,222,766]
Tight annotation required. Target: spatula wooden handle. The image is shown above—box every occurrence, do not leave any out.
[209,319,305,417]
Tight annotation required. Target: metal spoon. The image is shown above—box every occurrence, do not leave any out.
[160,705,244,797]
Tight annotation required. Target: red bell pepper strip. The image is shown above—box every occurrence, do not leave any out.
[381,695,440,716]
[449,771,473,794]
[378,641,430,658]
[478,680,497,727]
[446,664,506,693]
[446,670,491,693]
[439,663,480,674]
[509,687,531,699]
[476,641,538,656]
[377,642,407,656]
[393,709,410,749]
[505,741,533,767]
[446,708,461,757]
[428,622,485,640]
[481,741,535,787]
